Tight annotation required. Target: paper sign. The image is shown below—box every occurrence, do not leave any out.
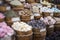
[40,28,46,32]
[49,25,54,28]
[20,0,25,2]
[6,6,11,10]
[34,13,40,16]
[30,15,34,19]
[12,17,20,22]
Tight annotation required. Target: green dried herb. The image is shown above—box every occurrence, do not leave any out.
[4,10,19,18]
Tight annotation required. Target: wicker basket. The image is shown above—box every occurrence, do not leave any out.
[0,18,4,22]
[6,21,13,26]
[46,25,54,36]
[5,17,12,26]
[26,0,35,3]
[5,17,17,26]
[12,5,24,11]
[42,12,50,17]
[15,30,33,40]
[33,28,40,34]
[16,30,32,35]
[0,6,6,12]
[20,15,31,22]
[5,17,11,21]
[53,12,60,17]
[54,23,60,31]
[33,28,46,40]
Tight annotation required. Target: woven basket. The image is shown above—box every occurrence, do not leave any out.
[5,17,11,21]
[53,12,60,17]
[20,15,31,22]
[46,25,54,36]
[12,5,24,11]
[33,28,40,34]
[5,17,13,26]
[0,18,4,22]
[33,34,46,40]
[6,21,13,26]
[16,30,32,35]
[16,33,33,40]
[16,30,33,40]
[33,28,46,40]
[54,23,60,31]
[5,17,20,26]
[42,12,50,17]
[26,0,35,3]
[0,6,6,12]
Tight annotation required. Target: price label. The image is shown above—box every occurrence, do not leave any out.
[49,25,54,28]
[6,6,11,10]
[34,13,40,16]
[12,17,20,22]
[40,28,46,32]
[30,15,34,19]
[20,0,25,2]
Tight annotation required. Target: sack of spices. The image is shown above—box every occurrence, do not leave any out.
[10,0,24,11]
[12,22,33,40]
[19,9,32,22]
[4,10,20,26]
[27,19,46,40]
[54,17,60,31]
[0,13,5,22]
[0,22,14,40]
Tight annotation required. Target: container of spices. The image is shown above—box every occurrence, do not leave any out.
[27,19,46,40]
[4,10,20,26]
[10,0,24,11]
[19,9,32,22]
[12,22,33,40]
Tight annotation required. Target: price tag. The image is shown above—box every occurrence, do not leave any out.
[40,28,46,32]
[34,13,40,16]
[20,0,25,2]
[30,15,34,19]
[50,13,53,16]
[6,6,11,10]
[12,17,20,22]
[49,25,54,28]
